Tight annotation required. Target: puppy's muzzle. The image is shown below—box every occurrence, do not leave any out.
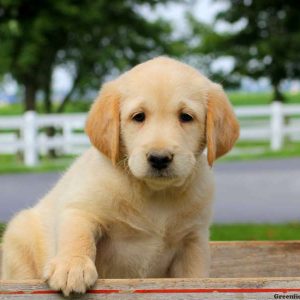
[147,151,173,170]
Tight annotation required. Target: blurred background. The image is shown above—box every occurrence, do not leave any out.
[0,0,300,241]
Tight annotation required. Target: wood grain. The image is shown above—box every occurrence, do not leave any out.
[210,241,300,277]
[1,241,300,299]
[2,278,300,299]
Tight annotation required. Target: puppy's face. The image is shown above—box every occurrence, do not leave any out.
[86,57,239,189]
[120,68,206,189]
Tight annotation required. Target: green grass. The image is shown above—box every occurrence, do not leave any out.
[0,103,24,115]
[0,154,74,174]
[0,223,299,242]
[210,223,300,241]
[0,223,5,243]
[0,223,5,241]
[228,91,300,106]
[220,141,300,162]
[0,100,92,115]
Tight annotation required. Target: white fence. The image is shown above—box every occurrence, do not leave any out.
[0,112,89,166]
[0,101,299,166]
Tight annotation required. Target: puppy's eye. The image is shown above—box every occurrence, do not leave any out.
[132,112,145,123]
[179,113,193,123]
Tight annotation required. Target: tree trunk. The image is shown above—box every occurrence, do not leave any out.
[56,72,81,113]
[273,83,285,102]
[42,70,57,157]
[43,78,52,114]
[24,84,37,111]
[43,65,53,114]
[273,82,290,142]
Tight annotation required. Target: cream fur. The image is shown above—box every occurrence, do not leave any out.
[1,57,239,296]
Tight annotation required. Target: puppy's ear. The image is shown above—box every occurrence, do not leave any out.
[85,82,120,165]
[206,83,239,167]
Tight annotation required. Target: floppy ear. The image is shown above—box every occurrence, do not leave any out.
[206,83,240,167]
[85,83,120,165]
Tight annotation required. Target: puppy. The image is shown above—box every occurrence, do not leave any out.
[1,57,239,296]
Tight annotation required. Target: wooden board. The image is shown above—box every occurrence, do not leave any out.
[1,241,300,299]
[210,241,300,277]
[2,278,300,299]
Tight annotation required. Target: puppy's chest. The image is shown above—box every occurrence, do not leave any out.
[102,197,200,257]
[96,198,203,278]
[109,198,201,246]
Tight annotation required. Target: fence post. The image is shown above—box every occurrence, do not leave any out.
[271,101,284,151]
[23,111,38,166]
[63,122,72,154]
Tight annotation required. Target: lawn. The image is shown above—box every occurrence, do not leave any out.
[220,141,300,162]
[210,223,300,241]
[0,223,5,240]
[228,91,300,106]
[0,223,299,242]
[0,154,74,174]
[0,100,92,115]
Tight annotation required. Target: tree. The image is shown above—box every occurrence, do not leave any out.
[186,16,239,88]
[188,0,300,101]
[0,0,182,112]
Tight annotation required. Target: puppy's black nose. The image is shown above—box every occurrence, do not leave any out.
[147,151,173,170]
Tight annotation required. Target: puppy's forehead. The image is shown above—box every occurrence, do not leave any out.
[117,57,211,101]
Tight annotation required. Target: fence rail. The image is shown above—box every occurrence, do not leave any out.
[0,101,299,166]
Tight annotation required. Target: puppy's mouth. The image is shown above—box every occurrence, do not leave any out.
[143,170,184,190]
[146,167,177,179]
[145,167,182,182]
[146,169,176,179]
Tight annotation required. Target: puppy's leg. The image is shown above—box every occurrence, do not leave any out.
[168,230,210,278]
[44,209,100,296]
[2,209,46,279]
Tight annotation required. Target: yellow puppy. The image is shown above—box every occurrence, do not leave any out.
[1,57,239,296]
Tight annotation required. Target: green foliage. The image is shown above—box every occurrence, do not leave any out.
[0,0,182,112]
[188,0,300,101]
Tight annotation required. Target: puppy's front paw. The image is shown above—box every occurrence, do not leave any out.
[44,255,98,296]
